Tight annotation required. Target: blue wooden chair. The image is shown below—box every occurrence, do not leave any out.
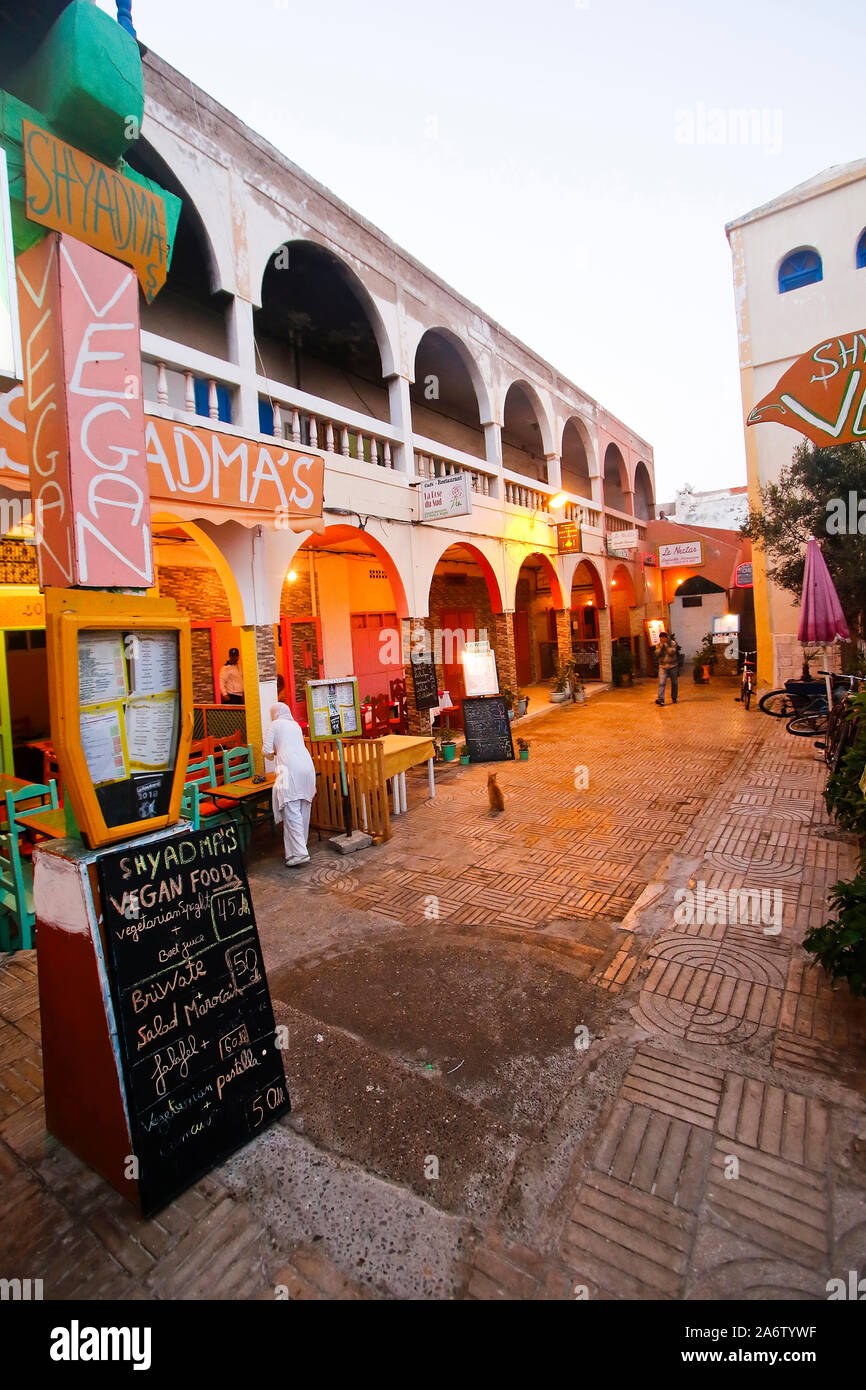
[0,781,60,952]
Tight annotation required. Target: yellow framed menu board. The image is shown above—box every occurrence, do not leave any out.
[46,590,193,848]
[305,676,362,741]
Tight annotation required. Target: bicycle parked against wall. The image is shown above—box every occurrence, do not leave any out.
[812,671,866,769]
[735,650,757,709]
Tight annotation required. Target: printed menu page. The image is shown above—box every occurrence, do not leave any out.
[127,695,179,771]
[80,703,129,785]
[128,632,178,698]
[78,632,127,707]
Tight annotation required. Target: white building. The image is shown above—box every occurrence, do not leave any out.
[656,485,749,531]
[726,159,866,684]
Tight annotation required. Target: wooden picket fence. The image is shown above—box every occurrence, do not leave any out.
[306,737,391,842]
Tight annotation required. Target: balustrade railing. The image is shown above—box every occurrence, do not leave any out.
[413,449,495,497]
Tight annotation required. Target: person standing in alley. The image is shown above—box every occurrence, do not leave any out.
[655,632,679,707]
[219,647,244,704]
[263,702,317,867]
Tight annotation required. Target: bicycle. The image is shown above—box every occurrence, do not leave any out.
[759,678,827,720]
[812,672,866,768]
[784,672,866,738]
[734,650,756,709]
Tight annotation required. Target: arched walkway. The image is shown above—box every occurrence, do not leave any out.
[502,381,551,482]
[425,542,506,724]
[633,461,655,521]
[603,443,629,512]
[570,559,607,681]
[561,418,594,500]
[255,241,392,432]
[411,329,489,461]
[282,525,408,723]
[513,552,565,687]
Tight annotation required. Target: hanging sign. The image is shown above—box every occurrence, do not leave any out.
[734,561,753,588]
[658,540,704,569]
[420,473,472,521]
[607,527,640,552]
[306,676,362,740]
[22,119,170,302]
[748,331,866,446]
[16,233,153,589]
[556,521,582,554]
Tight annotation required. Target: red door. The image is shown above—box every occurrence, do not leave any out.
[440,608,475,725]
[513,609,531,686]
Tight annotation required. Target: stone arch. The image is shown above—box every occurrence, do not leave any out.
[411,326,493,434]
[561,416,595,500]
[256,239,395,397]
[422,536,504,615]
[633,461,655,521]
[603,443,629,512]
[502,378,556,460]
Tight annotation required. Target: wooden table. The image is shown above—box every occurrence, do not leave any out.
[209,774,276,839]
[379,734,435,814]
[0,774,31,798]
[15,807,69,840]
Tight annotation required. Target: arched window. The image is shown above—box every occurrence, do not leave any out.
[857,229,866,270]
[778,248,822,293]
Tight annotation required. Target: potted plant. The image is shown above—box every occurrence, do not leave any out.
[459,745,471,765]
[516,692,529,718]
[517,737,530,761]
[800,645,821,680]
[440,716,457,761]
[611,646,633,688]
[549,656,573,703]
[501,686,517,721]
[693,633,718,684]
[570,671,585,704]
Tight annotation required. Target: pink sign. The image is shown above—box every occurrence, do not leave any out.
[15,232,153,588]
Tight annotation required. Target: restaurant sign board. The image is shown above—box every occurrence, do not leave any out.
[22,120,172,302]
[556,521,582,554]
[420,472,472,522]
[606,527,640,552]
[735,561,753,588]
[748,331,866,446]
[658,540,704,569]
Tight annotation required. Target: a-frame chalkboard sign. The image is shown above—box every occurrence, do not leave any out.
[461,695,515,762]
[97,821,290,1216]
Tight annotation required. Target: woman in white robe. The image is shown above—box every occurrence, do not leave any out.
[262,703,317,866]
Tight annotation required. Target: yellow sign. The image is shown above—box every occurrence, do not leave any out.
[46,589,192,849]
[22,120,169,302]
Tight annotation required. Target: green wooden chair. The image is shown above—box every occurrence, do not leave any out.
[181,756,227,831]
[219,744,273,845]
[0,781,59,952]
[221,744,254,784]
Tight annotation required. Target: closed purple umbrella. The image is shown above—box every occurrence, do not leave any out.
[798,536,850,642]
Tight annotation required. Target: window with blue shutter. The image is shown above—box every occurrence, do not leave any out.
[258,399,274,436]
[193,378,232,423]
[778,248,822,293]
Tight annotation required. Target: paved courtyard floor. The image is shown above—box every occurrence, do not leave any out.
[2,678,865,1299]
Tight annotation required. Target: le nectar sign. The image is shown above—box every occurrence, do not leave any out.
[658,540,703,569]
[748,331,866,446]
[16,232,153,590]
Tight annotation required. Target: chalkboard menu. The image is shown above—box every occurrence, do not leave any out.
[410,652,440,712]
[461,696,515,763]
[97,822,290,1217]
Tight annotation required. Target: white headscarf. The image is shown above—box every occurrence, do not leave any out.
[270,702,295,723]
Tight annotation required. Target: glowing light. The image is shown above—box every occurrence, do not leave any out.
[288,570,298,582]
[611,580,617,587]
[548,492,568,509]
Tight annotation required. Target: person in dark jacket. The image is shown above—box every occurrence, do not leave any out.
[655,632,679,707]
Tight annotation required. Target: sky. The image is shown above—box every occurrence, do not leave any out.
[97,0,866,502]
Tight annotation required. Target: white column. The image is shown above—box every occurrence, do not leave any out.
[226,296,260,437]
[388,374,415,475]
[483,421,503,499]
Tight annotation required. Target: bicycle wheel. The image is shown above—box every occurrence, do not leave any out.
[759,690,794,717]
[786,712,828,736]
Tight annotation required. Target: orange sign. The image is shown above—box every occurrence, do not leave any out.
[16,233,153,589]
[145,417,324,528]
[748,331,866,445]
[22,120,168,302]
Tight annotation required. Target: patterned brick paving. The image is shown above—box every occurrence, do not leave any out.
[2,680,865,1300]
